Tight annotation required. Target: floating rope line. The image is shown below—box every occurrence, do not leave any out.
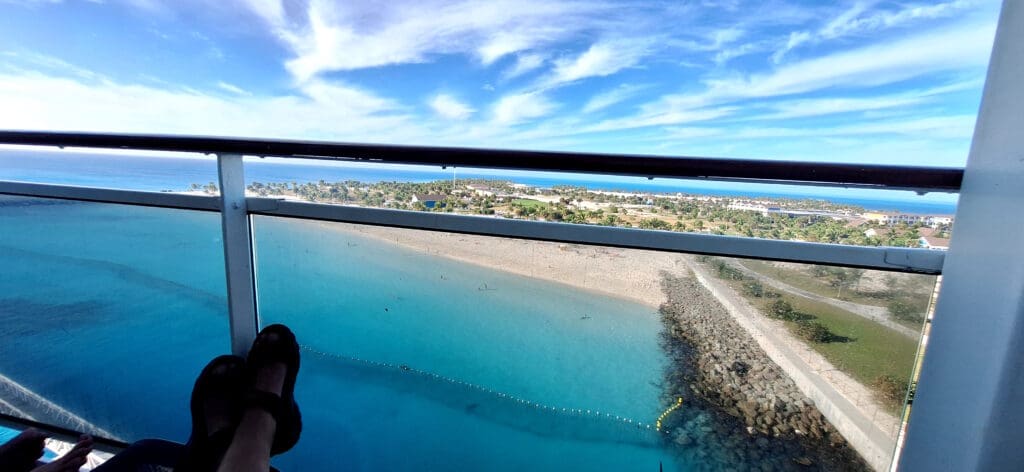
[655,397,683,432]
[300,345,659,432]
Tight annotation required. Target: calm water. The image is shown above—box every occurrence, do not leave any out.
[0,198,686,470]
[0,150,958,214]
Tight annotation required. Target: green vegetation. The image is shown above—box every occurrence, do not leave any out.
[510,198,545,209]
[888,298,926,324]
[705,257,919,410]
[738,259,935,330]
[212,177,948,249]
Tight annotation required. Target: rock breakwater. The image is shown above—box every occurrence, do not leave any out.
[658,273,869,471]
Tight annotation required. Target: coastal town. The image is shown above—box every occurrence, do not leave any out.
[230,178,954,250]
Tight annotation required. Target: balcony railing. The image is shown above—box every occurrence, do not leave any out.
[0,130,959,471]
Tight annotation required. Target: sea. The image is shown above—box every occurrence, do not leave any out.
[0,148,952,470]
[0,149,959,214]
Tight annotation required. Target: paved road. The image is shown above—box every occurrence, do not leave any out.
[728,261,921,339]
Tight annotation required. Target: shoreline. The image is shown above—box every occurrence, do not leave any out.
[300,218,683,309]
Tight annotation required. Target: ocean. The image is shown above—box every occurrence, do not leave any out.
[0,198,688,470]
[0,147,946,470]
[0,149,959,214]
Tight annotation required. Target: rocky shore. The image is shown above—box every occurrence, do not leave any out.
[658,272,869,471]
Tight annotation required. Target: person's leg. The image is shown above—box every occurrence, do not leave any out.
[0,428,47,472]
[175,355,247,472]
[217,324,300,472]
[215,360,287,472]
[30,435,92,472]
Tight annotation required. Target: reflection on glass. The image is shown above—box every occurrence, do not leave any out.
[0,196,227,442]
[252,217,932,471]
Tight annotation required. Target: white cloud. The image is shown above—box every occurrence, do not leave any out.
[429,94,475,120]
[582,84,646,113]
[822,0,976,39]
[0,69,421,141]
[491,91,556,125]
[771,31,811,64]
[502,53,546,79]
[704,20,995,99]
[582,106,735,133]
[262,0,613,81]
[713,41,764,65]
[216,81,251,96]
[543,40,650,87]
[749,78,984,120]
[773,0,979,63]
[819,1,872,39]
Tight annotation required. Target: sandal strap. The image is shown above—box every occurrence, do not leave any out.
[244,390,285,421]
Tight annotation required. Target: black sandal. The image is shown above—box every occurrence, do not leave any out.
[246,324,302,456]
[176,355,247,472]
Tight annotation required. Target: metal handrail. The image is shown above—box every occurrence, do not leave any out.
[0,131,963,192]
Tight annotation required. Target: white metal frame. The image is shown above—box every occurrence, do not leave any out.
[897,2,1024,470]
[216,154,259,356]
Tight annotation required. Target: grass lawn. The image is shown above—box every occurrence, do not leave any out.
[739,259,889,306]
[510,198,547,209]
[723,276,920,411]
[739,259,934,331]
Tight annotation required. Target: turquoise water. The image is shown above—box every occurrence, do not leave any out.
[0,198,686,470]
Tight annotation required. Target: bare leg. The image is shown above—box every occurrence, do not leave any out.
[216,359,287,472]
[31,435,92,472]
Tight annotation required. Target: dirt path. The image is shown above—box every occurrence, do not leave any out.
[729,261,920,339]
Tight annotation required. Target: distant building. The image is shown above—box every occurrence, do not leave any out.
[465,184,495,197]
[920,236,951,250]
[728,202,769,215]
[845,217,868,228]
[862,211,954,227]
[864,227,892,239]
[411,194,447,208]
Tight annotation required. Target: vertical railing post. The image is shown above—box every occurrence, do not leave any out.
[898,2,1024,470]
[217,153,259,356]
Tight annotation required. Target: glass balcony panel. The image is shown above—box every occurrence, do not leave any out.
[252,216,936,471]
[0,195,228,442]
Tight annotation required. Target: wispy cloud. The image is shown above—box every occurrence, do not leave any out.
[582,84,647,113]
[502,52,546,80]
[429,94,475,120]
[491,91,556,125]
[704,19,994,100]
[257,0,616,82]
[541,39,651,88]
[773,0,979,63]
[216,81,251,96]
[747,78,985,120]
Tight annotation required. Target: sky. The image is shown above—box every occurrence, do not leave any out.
[0,0,1004,167]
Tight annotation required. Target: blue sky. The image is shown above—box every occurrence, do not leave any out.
[0,0,1003,167]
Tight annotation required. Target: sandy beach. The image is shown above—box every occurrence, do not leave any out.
[311,220,689,308]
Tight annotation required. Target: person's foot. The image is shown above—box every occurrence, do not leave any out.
[252,334,288,400]
[202,361,244,438]
[0,428,48,472]
[245,324,301,455]
[177,355,247,472]
[30,435,92,472]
